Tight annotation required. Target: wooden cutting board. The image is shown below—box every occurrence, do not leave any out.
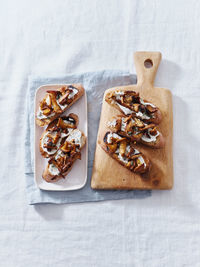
[91,51,173,190]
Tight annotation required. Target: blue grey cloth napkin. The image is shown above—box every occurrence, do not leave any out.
[24,70,151,204]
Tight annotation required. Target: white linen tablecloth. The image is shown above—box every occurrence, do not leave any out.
[1,0,200,266]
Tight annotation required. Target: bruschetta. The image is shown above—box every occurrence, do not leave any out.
[36,84,84,127]
[105,90,162,124]
[39,113,79,158]
[101,131,150,174]
[107,115,165,148]
[42,129,86,183]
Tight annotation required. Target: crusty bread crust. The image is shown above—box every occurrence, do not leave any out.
[39,113,79,158]
[42,132,86,183]
[36,118,47,127]
[105,91,162,124]
[42,163,74,183]
[140,133,165,148]
[39,131,52,158]
[36,84,84,127]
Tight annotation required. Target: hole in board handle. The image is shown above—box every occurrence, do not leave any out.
[144,59,153,68]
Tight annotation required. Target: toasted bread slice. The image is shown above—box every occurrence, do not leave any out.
[107,115,165,148]
[105,90,162,124]
[42,129,86,183]
[100,131,150,174]
[42,162,74,183]
[36,84,84,127]
[39,113,79,158]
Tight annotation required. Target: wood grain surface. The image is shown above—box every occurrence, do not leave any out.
[91,51,173,190]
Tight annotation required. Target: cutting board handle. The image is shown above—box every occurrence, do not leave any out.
[134,51,162,87]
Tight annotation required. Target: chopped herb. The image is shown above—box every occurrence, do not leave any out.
[128,131,132,135]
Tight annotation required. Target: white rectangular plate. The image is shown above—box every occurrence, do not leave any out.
[34,84,88,191]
